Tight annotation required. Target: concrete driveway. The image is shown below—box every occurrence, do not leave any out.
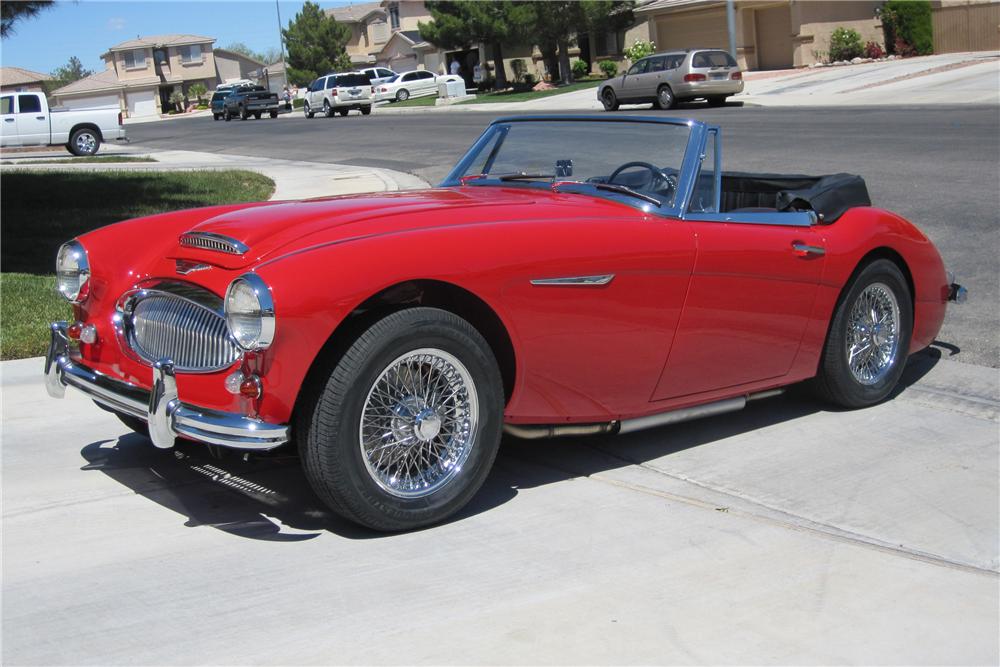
[3,347,997,664]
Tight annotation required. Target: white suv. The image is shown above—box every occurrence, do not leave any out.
[303,72,373,118]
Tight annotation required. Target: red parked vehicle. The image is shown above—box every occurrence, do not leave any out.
[45,116,966,531]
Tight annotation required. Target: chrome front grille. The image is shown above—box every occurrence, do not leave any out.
[126,291,241,372]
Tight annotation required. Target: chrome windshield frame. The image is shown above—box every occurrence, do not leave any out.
[440,115,715,219]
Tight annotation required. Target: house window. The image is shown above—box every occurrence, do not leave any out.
[388,3,400,30]
[178,44,202,64]
[371,20,389,43]
[124,49,146,69]
[601,30,625,56]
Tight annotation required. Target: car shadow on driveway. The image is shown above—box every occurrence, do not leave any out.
[77,348,943,540]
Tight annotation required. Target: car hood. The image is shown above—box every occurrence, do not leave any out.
[170,187,552,269]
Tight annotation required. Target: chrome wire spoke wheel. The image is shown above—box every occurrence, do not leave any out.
[846,282,900,386]
[359,348,479,499]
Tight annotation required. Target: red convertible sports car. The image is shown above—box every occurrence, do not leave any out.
[45,116,966,531]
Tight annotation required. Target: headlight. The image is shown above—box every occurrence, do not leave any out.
[56,239,90,303]
[224,273,275,350]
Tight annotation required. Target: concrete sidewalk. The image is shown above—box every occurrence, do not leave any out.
[2,348,997,664]
[0,149,430,200]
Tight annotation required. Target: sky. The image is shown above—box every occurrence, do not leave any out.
[1,0,358,75]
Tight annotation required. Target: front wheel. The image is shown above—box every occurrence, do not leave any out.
[68,128,100,156]
[270,110,278,118]
[815,259,913,408]
[396,89,410,102]
[655,85,675,110]
[304,102,314,119]
[300,307,503,532]
[601,87,619,111]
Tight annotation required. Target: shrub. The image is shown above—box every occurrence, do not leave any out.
[168,90,186,112]
[863,41,885,59]
[477,75,495,92]
[522,73,536,87]
[510,58,527,82]
[599,59,619,78]
[881,1,933,56]
[188,82,208,104]
[292,97,304,108]
[571,59,589,80]
[624,39,656,63]
[829,27,864,61]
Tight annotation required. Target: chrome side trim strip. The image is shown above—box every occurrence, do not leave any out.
[530,274,615,287]
[45,322,288,451]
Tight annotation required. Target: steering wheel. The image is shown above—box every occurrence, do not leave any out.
[608,161,676,195]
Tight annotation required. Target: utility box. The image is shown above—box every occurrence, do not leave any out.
[437,75,465,98]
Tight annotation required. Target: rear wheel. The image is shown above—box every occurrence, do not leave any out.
[815,259,913,408]
[68,128,101,156]
[300,307,503,532]
[224,108,232,121]
[396,89,410,102]
[361,105,372,115]
[601,87,619,111]
[270,110,278,118]
[323,100,333,118]
[654,85,675,110]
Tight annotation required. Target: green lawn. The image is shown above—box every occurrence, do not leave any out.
[0,169,275,360]
[458,78,604,105]
[383,95,438,107]
[2,155,157,165]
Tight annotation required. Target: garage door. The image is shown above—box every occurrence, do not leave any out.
[755,5,794,70]
[61,94,119,110]
[656,10,728,52]
[127,92,157,118]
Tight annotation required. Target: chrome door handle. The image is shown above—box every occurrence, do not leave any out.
[792,242,825,257]
[3,118,13,122]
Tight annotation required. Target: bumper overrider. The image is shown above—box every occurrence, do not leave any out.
[44,321,289,450]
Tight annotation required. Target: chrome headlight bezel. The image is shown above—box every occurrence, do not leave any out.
[224,273,275,351]
[56,239,91,303]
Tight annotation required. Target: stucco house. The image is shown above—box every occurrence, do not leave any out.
[0,67,52,94]
[328,1,449,74]
[50,35,264,119]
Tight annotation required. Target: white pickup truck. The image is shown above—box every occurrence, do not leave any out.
[1,92,127,156]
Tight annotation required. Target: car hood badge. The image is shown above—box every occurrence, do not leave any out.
[175,259,211,275]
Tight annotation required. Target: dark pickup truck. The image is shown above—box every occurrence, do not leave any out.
[222,85,280,121]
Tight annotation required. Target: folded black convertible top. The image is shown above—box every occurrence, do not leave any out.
[720,172,871,222]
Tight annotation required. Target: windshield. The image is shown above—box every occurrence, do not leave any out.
[336,74,369,87]
[448,119,692,208]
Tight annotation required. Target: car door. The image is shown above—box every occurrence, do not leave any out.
[417,71,436,95]
[653,131,826,400]
[0,95,16,147]
[15,94,48,145]
[642,56,668,97]
[619,59,649,101]
[308,77,325,107]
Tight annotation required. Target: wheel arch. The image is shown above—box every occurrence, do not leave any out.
[70,123,103,142]
[292,278,518,430]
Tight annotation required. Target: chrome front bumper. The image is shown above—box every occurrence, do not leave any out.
[44,322,289,450]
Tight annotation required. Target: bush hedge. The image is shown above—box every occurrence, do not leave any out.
[882,0,934,56]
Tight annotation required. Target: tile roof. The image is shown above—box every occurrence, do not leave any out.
[109,34,215,51]
[0,67,52,86]
[327,2,385,23]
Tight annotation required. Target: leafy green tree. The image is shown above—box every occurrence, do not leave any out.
[526,1,633,84]
[419,1,534,90]
[224,42,264,62]
[1,1,53,38]
[50,56,93,86]
[281,1,351,85]
[188,82,208,104]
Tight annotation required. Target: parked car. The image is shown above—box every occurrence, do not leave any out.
[360,66,398,88]
[599,48,744,110]
[303,72,373,117]
[0,92,126,156]
[209,81,253,120]
[44,116,965,532]
[374,69,439,102]
[222,85,280,121]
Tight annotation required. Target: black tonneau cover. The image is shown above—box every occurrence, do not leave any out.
[721,172,871,222]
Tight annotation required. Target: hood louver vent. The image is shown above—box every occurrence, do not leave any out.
[179,232,249,255]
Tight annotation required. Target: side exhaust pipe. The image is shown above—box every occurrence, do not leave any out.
[502,389,784,440]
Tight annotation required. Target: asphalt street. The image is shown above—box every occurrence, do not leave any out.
[128,105,999,368]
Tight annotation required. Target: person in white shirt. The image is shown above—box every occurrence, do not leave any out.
[450,59,461,76]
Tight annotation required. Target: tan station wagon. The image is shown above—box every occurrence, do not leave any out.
[599,49,744,111]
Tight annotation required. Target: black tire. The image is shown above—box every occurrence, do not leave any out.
[213,113,220,121]
[240,107,249,120]
[360,105,372,115]
[396,89,410,102]
[338,108,349,116]
[815,259,913,408]
[68,128,101,156]
[323,100,333,118]
[654,85,675,110]
[300,307,504,532]
[224,108,232,121]
[253,111,262,120]
[707,95,728,107]
[304,102,314,119]
[601,87,619,111]
[270,110,278,118]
